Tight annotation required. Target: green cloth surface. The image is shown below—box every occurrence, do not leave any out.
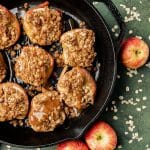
[1,0,150,150]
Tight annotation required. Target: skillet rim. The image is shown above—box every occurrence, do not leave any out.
[0,0,117,148]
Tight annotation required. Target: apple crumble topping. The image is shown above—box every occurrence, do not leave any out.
[15,46,54,86]
[60,28,96,67]
[0,82,29,121]
[23,1,62,45]
[57,67,96,118]
[29,91,65,132]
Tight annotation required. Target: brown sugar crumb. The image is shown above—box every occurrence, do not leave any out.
[57,67,96,118]
[28,85,42,92]
[29,91,65,132]
[60,28,96,67]
[9,120,18,127]
[0,82,29,122]
[23,2,62,45]
[9,119,24,127]
[0,54,6,82]
[9,118,30,127]
[23,3,29,10]
[10,50,16,57]
[26,89,37,97]
[64,106,81,118]
[14,43,22,50]
[18,119,24,126]
[6,46,18,59]
[8,44,21,58]
[53,51,64,67]
[79,21,86,28]
[25,119,30,127]
[15,46,54,86]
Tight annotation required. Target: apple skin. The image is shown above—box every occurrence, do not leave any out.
[57,140,89,150]
[121,37,149,69]
[85,121,117,150]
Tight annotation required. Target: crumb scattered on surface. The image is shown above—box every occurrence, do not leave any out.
[120,4,141,22]
[53,51,64,67]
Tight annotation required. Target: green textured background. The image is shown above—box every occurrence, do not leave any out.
[1,0,150,150]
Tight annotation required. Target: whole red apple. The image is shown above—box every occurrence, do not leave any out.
[57,140,89,150]
[85,121,117,150]
[121,37,149,69]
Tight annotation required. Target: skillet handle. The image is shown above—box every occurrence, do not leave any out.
[88,0,126,53]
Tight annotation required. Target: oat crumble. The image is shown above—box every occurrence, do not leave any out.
[60,28,96,67]
[15,46,54,86]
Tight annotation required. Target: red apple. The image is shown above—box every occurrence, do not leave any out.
[85,121,117,150]
[121,37,149,69]
[57,140,89,150]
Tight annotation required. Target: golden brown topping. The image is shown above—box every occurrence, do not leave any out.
[15,46,54,86]
[29,91,65,132]
[57,67,96,118]
[60,28,96,67]
[0,5,20,49]
[23,1,62,45]
[0,82,29,121]
[0,53,6,82]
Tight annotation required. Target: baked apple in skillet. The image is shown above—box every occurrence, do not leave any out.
[23,1,62,45]
[60,28,96,67]
[29,91,65,132]
[57,67,96,118]
[0,5,20,49]
[0,82,29,122]
[15,46,54,86]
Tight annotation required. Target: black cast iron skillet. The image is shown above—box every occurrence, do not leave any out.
[0,0,126,148]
